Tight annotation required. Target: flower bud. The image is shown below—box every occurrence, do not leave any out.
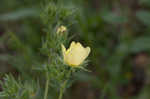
[57,26,67,34]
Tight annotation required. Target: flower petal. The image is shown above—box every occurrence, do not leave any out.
[61,44,66,57]
[66,41,76,54]
[61,41,91,67]
[85,47,91,58]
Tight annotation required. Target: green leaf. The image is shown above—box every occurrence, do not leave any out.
[130,37,150,53]
[139,0,150,6]
[136,10,150,26]
[0,8,39,21]
[101,11,128,24]
[0,54,10,61]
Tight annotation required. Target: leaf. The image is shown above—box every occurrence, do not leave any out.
[136,10,150,26]
[139,0,150,6]
[101,11,128,24]
[130,37,150,53]
[0,54,11,61]
[0,8,39,21]
[75,72,98,82]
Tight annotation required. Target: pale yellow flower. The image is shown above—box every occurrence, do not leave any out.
[61,41,91,67]
[56,25,67,34]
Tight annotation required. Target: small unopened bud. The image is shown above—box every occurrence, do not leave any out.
[56,26,67,34]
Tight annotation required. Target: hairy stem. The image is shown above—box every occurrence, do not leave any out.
[58,69,72,99]
[44,72,50,99]
[58,80,67,99]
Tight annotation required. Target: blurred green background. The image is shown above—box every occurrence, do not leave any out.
[1,0,150,99]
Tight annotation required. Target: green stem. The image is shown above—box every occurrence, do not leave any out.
[58,69,72,99]
[100,83,109,99]
[44,72,50,99]
[58,80,67,99]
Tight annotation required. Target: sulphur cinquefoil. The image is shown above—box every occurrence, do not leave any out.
[61,41,91,67]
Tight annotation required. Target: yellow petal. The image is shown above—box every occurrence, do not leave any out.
[75,46,90,65]
[70,41,76,48]
[66,41,75,54]
[61,44,66,57]
[61,41,91,67]
[85,47,91,58]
